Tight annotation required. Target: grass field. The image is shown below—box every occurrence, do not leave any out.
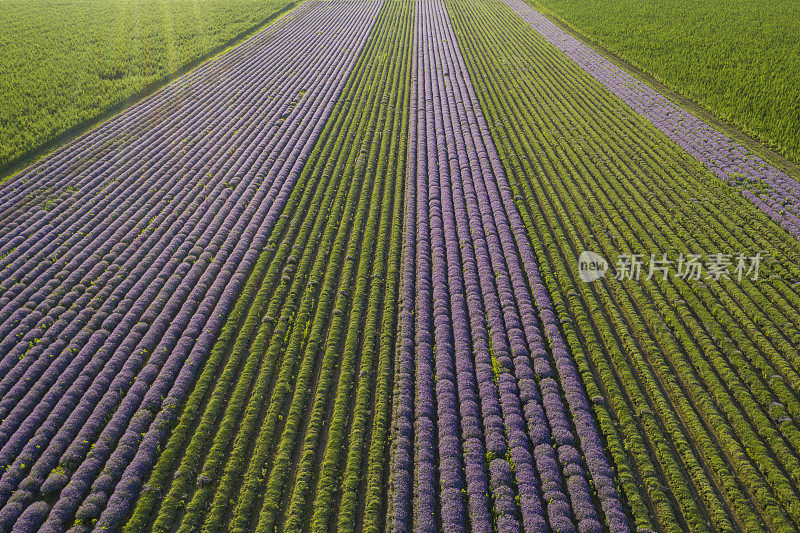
[525,0,800,164]
[0,0,295,174]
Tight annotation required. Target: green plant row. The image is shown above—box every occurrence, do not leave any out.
[445,0,800,530]
[123,0,412,531]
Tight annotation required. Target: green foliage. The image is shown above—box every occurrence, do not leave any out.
[525,0,800,163]
[0,0,294,173]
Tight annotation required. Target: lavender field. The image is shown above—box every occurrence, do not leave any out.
[1,0,798,531]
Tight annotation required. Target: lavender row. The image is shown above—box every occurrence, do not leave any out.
[503,0,800,239]
[0,2,322,366]
[0,2,382,531]
[447,2,630,528]
[0,3,333,307]
[0,2,363,457]
[391,0,628,531]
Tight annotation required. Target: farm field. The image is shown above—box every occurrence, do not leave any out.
[448,0,800,529]
[125,0,411,530]
[0,0,799,531]
[522,0,800,164]
[0,0,297,175]
[0,2,380,529]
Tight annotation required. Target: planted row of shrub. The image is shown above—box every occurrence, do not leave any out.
[0,2,383,530]
[446,0,800,529]
[390,1,626,531]
[124,0,411,531]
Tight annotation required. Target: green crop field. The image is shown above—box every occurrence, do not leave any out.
[524,0,800,164]
[0,0,295,174]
